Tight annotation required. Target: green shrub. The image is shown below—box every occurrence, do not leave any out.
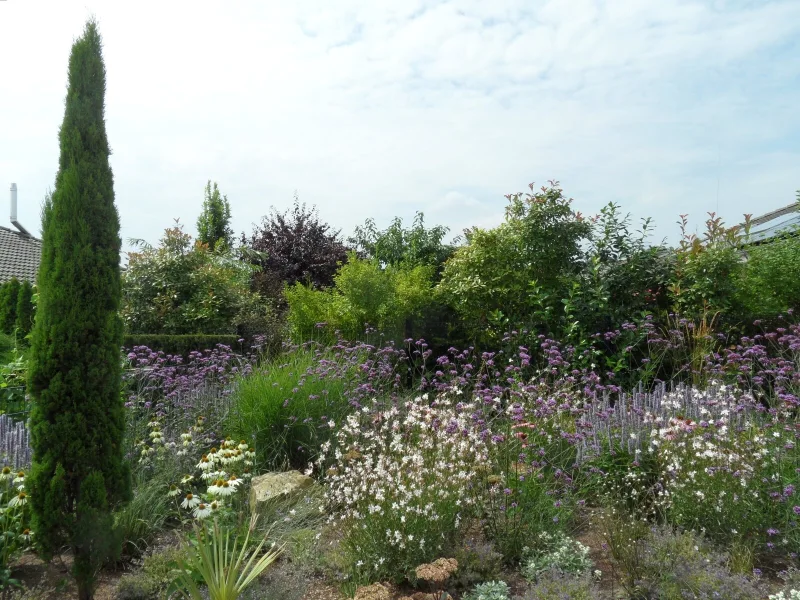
[348,211,456,276]
[670,213,746,321]
[285,253,436,343]
[736,230,800,318]
[116,573,158,600]
[437,183,590,345]
[123,223,269,335]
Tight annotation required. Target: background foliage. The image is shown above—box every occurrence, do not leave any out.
[123,223,269,336]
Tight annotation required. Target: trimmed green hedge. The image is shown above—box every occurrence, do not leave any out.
[123,334,243,355]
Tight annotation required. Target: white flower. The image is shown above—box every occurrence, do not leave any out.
[193,503,212,519]
[181,493,200,509]
[8,491,27,507]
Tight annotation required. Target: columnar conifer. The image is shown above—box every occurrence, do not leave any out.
[28,19,129,600]
[197,180,233,251]
[14,281,34,339]
[0,278,21,334]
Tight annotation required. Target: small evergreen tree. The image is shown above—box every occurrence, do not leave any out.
[0,278,21,334]
[196,180,233,251]
[14,281,35,339]
[28,19,129,600]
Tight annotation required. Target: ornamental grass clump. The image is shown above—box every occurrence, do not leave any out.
[320,394,489,585]
[228,339,407,469]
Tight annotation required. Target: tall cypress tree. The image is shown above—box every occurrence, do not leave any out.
[0,278,21,334]
[197,180,233,251]
[28,19,129,600]
[14,281,34,340]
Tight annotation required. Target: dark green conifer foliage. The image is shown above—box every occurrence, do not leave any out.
[27,19,129,600]
[0,278,21,334]
[196,180,233,251]
[14,281,34,339]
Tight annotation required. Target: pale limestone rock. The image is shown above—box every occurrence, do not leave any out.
[248,470,313,512]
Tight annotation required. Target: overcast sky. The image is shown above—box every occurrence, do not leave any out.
[1,0,798,253]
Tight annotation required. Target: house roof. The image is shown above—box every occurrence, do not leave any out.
[0,226,41,285]
[744,201,800,244]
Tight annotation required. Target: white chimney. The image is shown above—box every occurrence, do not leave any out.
[10,183,17,221]
[9,184,31,236]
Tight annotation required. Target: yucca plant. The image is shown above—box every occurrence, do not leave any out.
[170,515,282,600]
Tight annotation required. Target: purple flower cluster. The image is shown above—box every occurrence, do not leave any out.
[123,339,266,447]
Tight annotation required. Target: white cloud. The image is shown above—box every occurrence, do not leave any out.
[0,0,798,251]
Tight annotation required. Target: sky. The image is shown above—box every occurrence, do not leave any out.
[1,0,799,253]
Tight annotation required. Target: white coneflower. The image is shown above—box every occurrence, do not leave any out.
[18,528,32,544]
[197,455,212,471]
[167,484,181,498]
[0,466,12,482]
[13,471,25,485]
[216,481,234,497]
[9,491,27,507]
[209,500,222,512]
[207,480,222,496]
[238,441,248,451]
[193,503,212,520]
[227,475,241,489]
[181,493,200,509]
[180,474,193,485]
